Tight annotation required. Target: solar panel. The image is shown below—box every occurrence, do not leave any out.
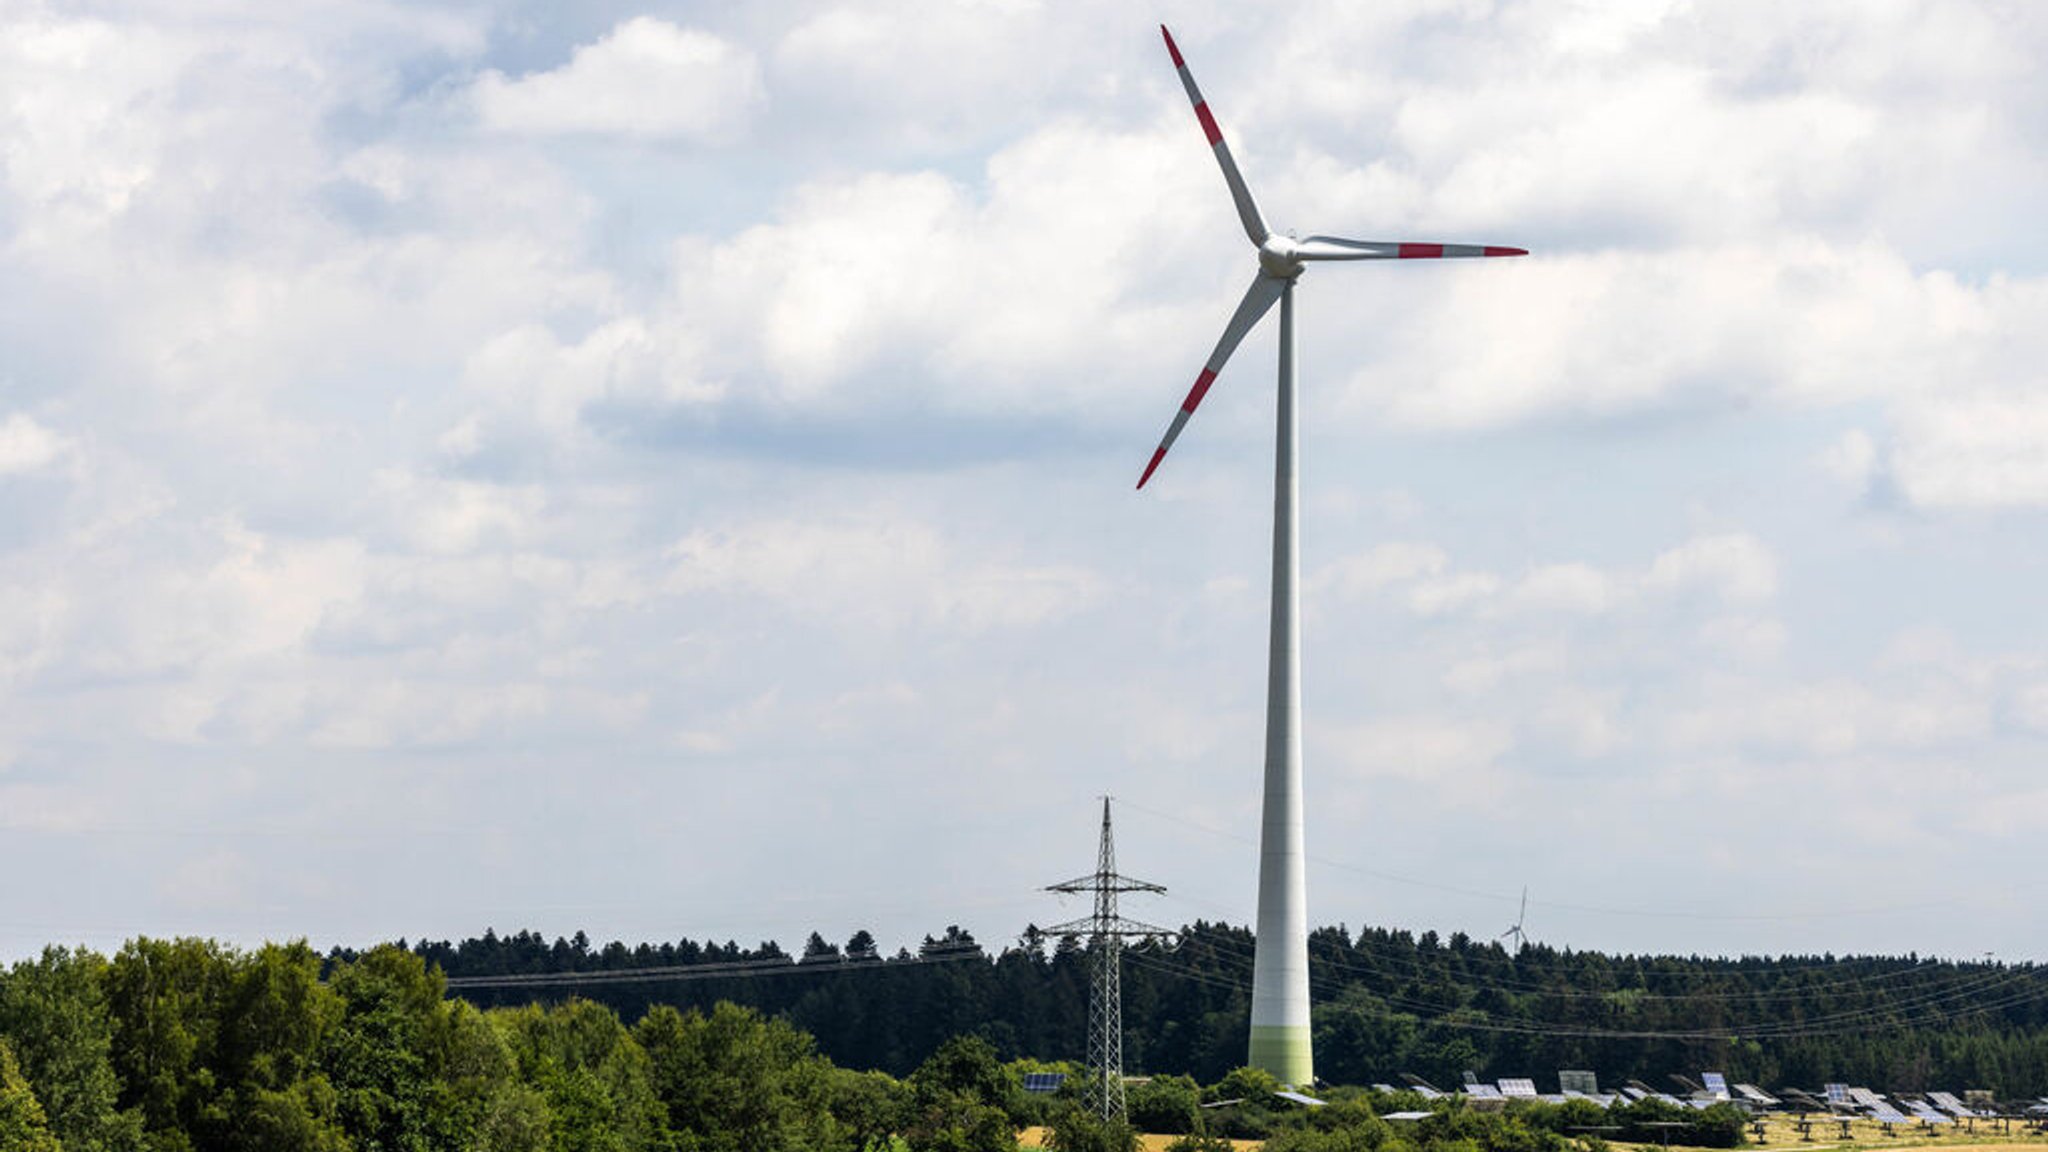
[1824,1084,1851,1106]
[1500,1079,1539,1098]
[1736,1084,1779,1106]
[1383,1111,1433,1121]
[1931,1091,1982,1118]
[1909,1105,1951,1124]
[1276,1090,1327,1107]
[1467,1085,1505,1099]
[1023,1072,1067,1094]
[1870,1105,1909,1125]
[1702,1072,1730,1097]
[1559,1071,1600,1096]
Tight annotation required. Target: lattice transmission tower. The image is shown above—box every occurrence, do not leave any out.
[1045,797,1172,1121]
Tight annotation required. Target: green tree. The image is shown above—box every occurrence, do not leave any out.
[221,1077,350,1152]
[0,945,146,1151]
[1210,1065,1280,1108]
[104,936,237,1151]
[634,1000,842,1152]
[1126,1074,1200,1135]
[829,1067,910,1152]
[902,1035,1017,1152]
[326,943,450,1150]
[0,1040,63,1152]
[469,1080,551,1152]
[1043,1103,1140,1152]
[497,998,665,1152]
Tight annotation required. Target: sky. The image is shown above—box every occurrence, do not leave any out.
[2,0,2046,967]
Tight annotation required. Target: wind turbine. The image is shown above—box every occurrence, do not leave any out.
[1500,887,1529,951]
[1138,26,1526,1088]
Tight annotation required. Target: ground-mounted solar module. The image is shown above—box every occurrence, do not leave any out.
[1702,1072,1730,1098]
[1023,1072,1067,1094]
[1736,1084,1779,1107]
[1559,1071,1600,1096]
[1500,1079,1539,1098]
[1276,1090,1327,1107]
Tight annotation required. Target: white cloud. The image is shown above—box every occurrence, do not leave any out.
[665,512,1104,636]
[1323,714,1515,789]
[3,0,2048,961]
[1646,533,1777,605]
[0,414,71,474]
[1888,389,2048,509]
[471,18,764,143]
[1507,563,1611,616]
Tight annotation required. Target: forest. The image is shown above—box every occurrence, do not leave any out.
[1,921,2045,1150]
[417,920,2048,1094]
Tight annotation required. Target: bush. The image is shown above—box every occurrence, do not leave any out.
[1043,1105,1140,1152]
[1163,1133,1236,1152]
[1127,1076,1201,1135]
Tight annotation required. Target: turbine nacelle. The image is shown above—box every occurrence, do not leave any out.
[1257,235,1306,280]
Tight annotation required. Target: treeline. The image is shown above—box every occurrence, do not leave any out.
[417,921,2048,1097]
[0,936,1747,1152]
[0,938,1089,1151]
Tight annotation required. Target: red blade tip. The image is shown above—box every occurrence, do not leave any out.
[1137,447,1166,490]
[1161,26,1185,68]
[1485,246,1529,257]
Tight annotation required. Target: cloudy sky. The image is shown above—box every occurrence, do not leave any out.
[3,0,2046,967]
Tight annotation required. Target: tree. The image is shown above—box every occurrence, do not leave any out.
[902,1035,1018,1152]
[0,1040,62,1152]
[325,944,451,1150]
[0,945,145,1151]
[830,1067,910,1152]
[634,1000,841,1152]
[104,936,237,1151]
[1043,1103,1140,1152]
[1126,1074,1200,1135]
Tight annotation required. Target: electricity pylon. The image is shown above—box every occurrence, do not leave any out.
[1046,797,1172,1121]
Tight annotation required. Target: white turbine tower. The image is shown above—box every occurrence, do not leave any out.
[1138,26,1526,1088]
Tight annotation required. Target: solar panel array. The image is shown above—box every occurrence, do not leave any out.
[1499,1079,1539,1098]
[1701,1072,1729,1097]
[1023,1072,1067,1094]
[1824,1084,1851,1106]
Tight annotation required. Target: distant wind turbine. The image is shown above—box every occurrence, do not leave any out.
[1138,25,1526,1088]
[1500,887,1529,951]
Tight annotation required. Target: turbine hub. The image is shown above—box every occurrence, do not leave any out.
[1258,235,1305,279]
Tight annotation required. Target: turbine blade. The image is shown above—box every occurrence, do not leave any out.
[1138,273,1287,489]
[1161,26,1269,247]
[1297,236,1528,261]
